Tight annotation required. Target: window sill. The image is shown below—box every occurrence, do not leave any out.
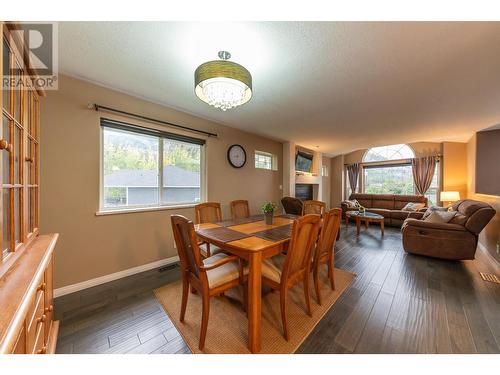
[96,204,197,216]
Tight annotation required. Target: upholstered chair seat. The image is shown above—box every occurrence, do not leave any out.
[260,254,287,283]
[204,253,247,288]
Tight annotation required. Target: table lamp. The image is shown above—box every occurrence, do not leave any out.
[440,191,460,207]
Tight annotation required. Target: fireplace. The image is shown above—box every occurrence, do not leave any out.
[295,184,313,201]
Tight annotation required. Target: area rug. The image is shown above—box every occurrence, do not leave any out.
[154,267,355,354]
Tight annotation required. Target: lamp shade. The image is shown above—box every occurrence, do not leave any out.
[440,191,460,202]
[194,54,252,111]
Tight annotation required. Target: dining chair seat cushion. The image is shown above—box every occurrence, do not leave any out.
[261,254,287,283]
[199,243,224,258]
[203,253,241,289]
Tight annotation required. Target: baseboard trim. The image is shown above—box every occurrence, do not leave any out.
[477,242,500,271]
[54,256,180,298]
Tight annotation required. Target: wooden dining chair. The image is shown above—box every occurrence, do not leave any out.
[230,200,250,220]
[260,214,321,340]
[194,202,223,257]
[302,200,326,216]
[171,214,244,350]
[312,208,341,305]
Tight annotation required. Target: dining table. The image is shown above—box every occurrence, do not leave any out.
[194,213,299,353]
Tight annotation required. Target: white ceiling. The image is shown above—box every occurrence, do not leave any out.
[58,22,500,155]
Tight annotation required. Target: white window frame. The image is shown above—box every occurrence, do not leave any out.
[254,150,277,171]
[98,120,207,215]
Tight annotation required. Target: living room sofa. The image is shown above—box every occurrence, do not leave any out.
[401,199,496,260]
[341,193,428,227]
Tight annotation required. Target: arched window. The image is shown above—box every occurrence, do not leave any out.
[363,144,414,163]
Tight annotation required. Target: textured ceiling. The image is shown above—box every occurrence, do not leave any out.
[58,22,500,155]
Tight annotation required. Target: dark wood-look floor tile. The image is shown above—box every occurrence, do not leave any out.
[55,224,500,354]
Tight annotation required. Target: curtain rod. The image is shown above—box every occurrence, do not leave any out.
[343,155,443,166]
[89,103,218,138]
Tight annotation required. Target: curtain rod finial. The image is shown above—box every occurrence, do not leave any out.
[87,103,98,111]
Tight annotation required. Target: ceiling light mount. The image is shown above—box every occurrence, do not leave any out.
[218,50,231,60]
[194,51,252,111]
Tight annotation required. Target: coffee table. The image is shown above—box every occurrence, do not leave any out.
[345,211,385,236]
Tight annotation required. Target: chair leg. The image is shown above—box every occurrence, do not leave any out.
[280,289,290,341]
[206,243,211,257]
[199,294,210,350]
[180,278,189,322]
[303,274,312,317]
[313,265,322,306]
[328,254,335,290]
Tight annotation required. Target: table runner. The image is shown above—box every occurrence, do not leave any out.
[196,226,251,243]
[252,224,293,242]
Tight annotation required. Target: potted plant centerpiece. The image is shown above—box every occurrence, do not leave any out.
[262,202,276,225]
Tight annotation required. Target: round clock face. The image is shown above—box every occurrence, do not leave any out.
[227,144,246,168]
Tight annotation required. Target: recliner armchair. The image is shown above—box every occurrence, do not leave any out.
[401,199,496,260]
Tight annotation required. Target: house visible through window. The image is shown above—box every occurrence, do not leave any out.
[255,151,275,170]
[101,119,204,210]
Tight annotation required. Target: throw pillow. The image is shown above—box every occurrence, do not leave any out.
[344,199,360,208]
[424,210,457,223]
[402,202,426,212]
[422,205,449,219]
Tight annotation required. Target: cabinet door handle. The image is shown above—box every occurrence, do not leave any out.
[37,282,46,291]
[25,157,34,163]
[0,139,12,152]
[45,305,54,313]
[37,314,47,323]
[36,346,46,354]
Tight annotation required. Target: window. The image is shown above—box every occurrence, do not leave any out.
[363,144,414,162]
[364,164,414,195]
[101,119,204,211]
[254,151,275,170]
[424,164,439,206]
[359,144,440,204]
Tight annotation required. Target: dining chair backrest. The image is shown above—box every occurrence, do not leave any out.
[281,196,304,215]
[171,215,206,284]
[282,214,321,282]
[230,200,250,220]
[195,202,222,224]
[314,208,341,264]
[303,200,326,216]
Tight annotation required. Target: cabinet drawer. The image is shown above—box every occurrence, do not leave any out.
[12,326,26,354]
[26,290,45,353]
[32,320,45,354]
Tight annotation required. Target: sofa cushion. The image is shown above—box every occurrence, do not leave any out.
[372,195,395,210]
[394,194,427,210]
[390,210,411,221]
[449,214,468,226]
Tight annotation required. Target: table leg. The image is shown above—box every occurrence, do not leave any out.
[365,220,369,229]
[345,215,349,228]
[248,251,262,353]
[356,217,360,235]
[381,220,384,236]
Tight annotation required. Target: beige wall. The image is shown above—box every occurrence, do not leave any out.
[330,154,344,208]
[321,156,332,209]
[466,134,500,263]
[442,142,468,201]
[41,75,283,288]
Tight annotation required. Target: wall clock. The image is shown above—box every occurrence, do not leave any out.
[227,144,247,168]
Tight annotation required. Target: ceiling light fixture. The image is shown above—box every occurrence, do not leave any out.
[194,51,252,111]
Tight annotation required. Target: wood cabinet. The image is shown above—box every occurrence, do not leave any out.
[0,22,59,354]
